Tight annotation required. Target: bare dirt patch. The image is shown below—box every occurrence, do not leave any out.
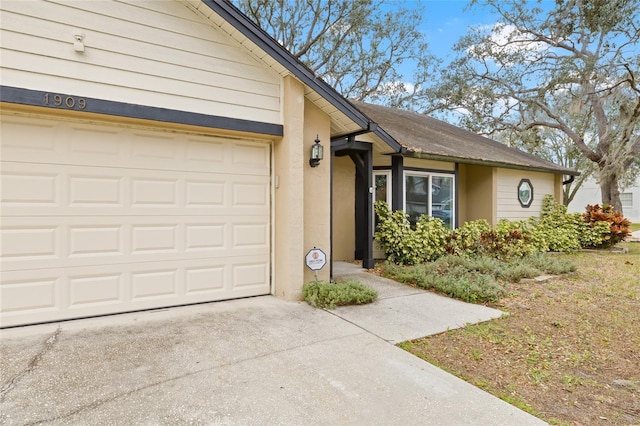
[401,244,640,425]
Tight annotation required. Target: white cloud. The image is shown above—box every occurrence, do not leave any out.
[468,23,546,63]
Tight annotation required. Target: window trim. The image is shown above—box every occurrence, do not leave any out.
[373,170,392,234]
[403,170,456,228]
[373,170,392,205]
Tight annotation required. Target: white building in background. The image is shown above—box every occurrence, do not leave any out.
[568,178,640,223]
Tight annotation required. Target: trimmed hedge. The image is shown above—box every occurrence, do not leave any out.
[374,196,631,266]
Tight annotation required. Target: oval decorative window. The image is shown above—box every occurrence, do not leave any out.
[517,179,534,208]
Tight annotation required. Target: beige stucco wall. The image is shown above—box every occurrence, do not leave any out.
[464,164,497,225]
[273,76,306,300]
[457,163,468,225]
[303,99,331,283]
[402,157,455,171]
[273,77,332,300]
[554,174,563,202]
[332,156,356,261]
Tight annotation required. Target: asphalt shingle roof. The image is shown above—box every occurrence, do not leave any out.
[352,100,578,176]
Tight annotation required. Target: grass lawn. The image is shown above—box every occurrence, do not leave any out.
[631,222,640,232]
[399,243,640,426]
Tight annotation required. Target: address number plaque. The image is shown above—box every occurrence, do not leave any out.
[43,93,87,110]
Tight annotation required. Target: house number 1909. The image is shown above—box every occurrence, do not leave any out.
[44,93,87,110]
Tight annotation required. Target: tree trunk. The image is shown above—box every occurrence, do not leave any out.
[599,174,623,213]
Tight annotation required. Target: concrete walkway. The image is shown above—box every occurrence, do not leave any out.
[332,262,503,344]
[0,266,545,426]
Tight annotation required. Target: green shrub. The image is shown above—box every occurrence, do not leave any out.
[446,219,491,256]
[302,280,378,309]
[376,196,605,265]
[381,256,506,303]
[528,196,581,253]
[381,253,577,304]
[446,219,533,259]
[523,253,577,275]
[434,270,501,304]
[374,201,420,265]
[497,263,543,283]
[582,204,632,248]
[374,201,449,265]
[479,228,533,259]
[576,220,609,248]
[438,253,502,275]
[414,214,450,261]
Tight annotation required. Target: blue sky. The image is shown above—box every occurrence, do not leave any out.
[418,0,484,62]
[404,1,553,62]
[386,0,503,80]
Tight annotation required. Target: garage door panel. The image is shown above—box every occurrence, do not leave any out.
[1,171,60,205]
[1,277,59,315]
[233,262,269,288]
[130,132,179,164]
[0,256,270,327]
[1,114,271,327]
[1,225,61,261]
[232,181,269,208]
[0,118,62,155]
[130,178,179,207]
[130,269,179,300]
[232,222,269,248]
[69,274,125,307]
[68,127,124,159]
[69,225,123,257]
[2,216,269,272]
[185,266,225,294]
[70,175,124,207]
[1,162,269,216]
[184,138,226,165]
[231,141,270,170]
[184,179,225,207]
[2,117,270,176]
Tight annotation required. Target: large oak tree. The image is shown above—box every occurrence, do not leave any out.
[432,0,640,212]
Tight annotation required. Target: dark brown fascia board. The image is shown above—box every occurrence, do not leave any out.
[400,151,580,176]
[0,86,284,136]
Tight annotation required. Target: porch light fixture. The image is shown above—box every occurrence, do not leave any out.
[309,135,323,167]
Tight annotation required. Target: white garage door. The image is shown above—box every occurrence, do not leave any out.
[0,114,271,327]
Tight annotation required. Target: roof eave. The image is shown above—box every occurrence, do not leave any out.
[403,151,580,176]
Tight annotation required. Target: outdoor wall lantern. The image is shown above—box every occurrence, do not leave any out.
[309,135,324,167]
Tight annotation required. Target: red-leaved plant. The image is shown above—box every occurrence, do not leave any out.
[583,204,632,248]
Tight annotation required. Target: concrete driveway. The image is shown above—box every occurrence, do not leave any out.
[1,265,546,426]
